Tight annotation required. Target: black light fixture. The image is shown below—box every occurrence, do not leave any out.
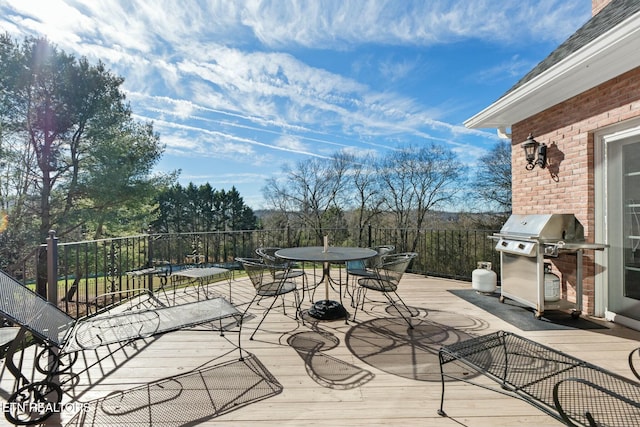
[522,133,547,170]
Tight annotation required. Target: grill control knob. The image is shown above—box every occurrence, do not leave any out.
[518,243,525,249]
[501,241,508,247]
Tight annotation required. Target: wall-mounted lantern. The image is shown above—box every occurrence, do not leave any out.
[522,133,547,170]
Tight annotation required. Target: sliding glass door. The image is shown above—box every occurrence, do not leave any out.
[607,138,640,319]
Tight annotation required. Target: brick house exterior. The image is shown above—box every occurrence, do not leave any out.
[466,0,640,328]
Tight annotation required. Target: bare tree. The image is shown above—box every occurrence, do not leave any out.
[262,154,349,241]
[341,152,384,246]
[470,139,512,213]
[378,144,465,252]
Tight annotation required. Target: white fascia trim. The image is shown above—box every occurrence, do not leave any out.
[465,12,640,130]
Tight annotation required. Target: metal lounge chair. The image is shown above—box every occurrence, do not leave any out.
[352,252,418,328]
[0,269,243,425]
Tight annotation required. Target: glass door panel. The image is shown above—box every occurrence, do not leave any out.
[623,142,640,300]
[608,138,640,319]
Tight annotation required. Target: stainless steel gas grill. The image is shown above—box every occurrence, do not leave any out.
[492,214,607,318]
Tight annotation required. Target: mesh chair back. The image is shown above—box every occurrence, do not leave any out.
[256,247,305,281]
[0,270,75,346]
[348,245,395,272]
[378,252,417,287]
[255,247,281,263]
[236,258,267,290]
[367,245,395,269]
[237,257,299,300]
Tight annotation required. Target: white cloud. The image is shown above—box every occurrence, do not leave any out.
[379,57,419,82]
[471,55,536,84]
[0,0,590,206]
[274,135,306,152]
[238,0,588,48]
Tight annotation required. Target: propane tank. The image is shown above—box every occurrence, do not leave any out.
[544,263,561,302]
[472,261,497,293]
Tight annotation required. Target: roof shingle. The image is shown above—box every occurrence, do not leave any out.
[502,0,640,98]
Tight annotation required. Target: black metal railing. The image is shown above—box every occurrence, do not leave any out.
[11,227,500,318]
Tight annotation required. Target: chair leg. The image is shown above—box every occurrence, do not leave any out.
[360,287,367,310]
[281,295,288,316]
[298,274,308,305]
[351,287,359,322]
[303,274,317,304]
[288,292,298,320]
[351,286,366,322]
[277,289,304,324]
[348,276,358,308]
[242,295,259,340]
[295,289,304,326]
[246,289,304,340]
[385,291,414,329]
[353,288,414,328]
[245,294,282,340]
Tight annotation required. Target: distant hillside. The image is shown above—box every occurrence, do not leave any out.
[254,209,508,230]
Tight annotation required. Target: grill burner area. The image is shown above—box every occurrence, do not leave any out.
[492,214,607,318]
[494,213,585,257]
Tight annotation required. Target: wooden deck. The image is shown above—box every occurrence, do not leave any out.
[2,269,640,426]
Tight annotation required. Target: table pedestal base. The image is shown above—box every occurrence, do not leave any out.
[308,299,347,320]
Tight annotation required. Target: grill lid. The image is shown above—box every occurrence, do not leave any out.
[498,214,585,242]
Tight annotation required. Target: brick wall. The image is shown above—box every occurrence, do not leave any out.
[511,65,640,314]
[591,0,612,16]
[592,0,613,16]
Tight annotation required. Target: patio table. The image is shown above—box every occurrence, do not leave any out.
[169,267,232,302]
[276,246,376,321]
[126,263,171,290]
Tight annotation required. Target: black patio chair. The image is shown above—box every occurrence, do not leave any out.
[352,252,418,328]
[256,247,316,303]
[345,245,395,305]
[236,257,303,340]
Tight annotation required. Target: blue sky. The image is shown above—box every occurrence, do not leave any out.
[0,0,592,209]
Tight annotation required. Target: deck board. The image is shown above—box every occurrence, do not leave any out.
[2,270,640,426]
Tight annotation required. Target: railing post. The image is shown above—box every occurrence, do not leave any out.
[47,229,58,303]
[287,225,291,247]
[148,229,154,291]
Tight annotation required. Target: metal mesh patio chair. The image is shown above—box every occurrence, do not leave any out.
[352,252,417,328]
[0,269,243,425]
[236,258,302,340]
[345,245,395,305]
[256,247,316,302]
[630,346,640,381]
[368,245,396,269]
